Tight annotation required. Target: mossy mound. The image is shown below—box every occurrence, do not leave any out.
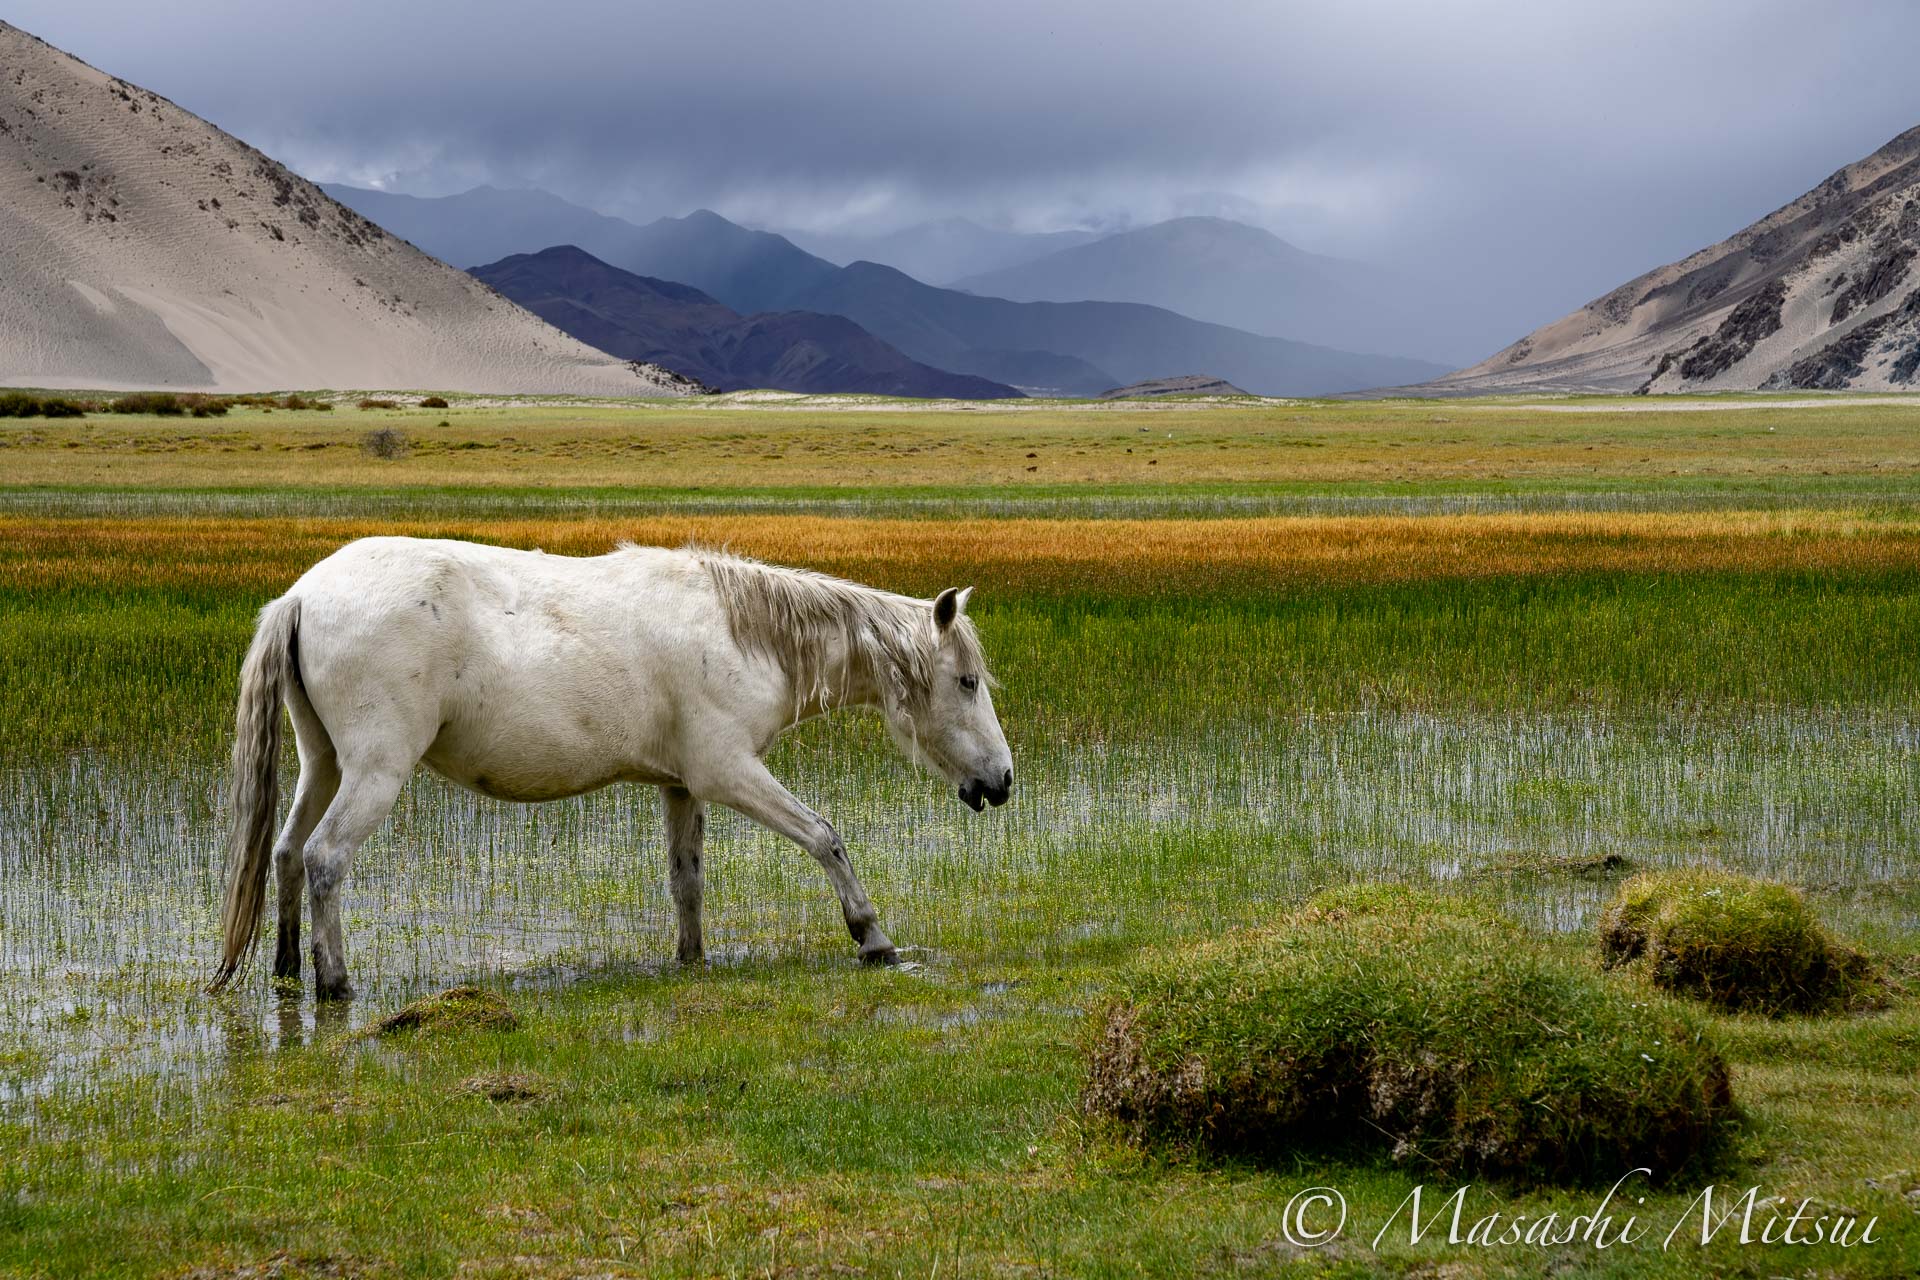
[1085,889,1735,1182]
[461,1070,548,1102]
[368,986,519,1038]
[1600,868,1877,1016]
[1298,881,1499,924]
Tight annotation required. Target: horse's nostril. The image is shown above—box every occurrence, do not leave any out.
[1001,769,1013,791]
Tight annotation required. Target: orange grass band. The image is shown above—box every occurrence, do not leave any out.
[3,510,1918,597]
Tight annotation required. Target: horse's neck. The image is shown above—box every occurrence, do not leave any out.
[785,624,889,720]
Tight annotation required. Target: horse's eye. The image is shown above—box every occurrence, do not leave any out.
[959,674,979,693]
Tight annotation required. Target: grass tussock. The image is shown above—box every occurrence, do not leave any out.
[366,986,519,1038]
[1600,868,1880,1015]
[1084,887,1736,1182]
[417,395,449,409]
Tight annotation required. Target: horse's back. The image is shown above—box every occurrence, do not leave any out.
[282,537,729,797]
[292,536,697,618]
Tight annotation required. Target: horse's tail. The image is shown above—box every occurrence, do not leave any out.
[207,594,300,994]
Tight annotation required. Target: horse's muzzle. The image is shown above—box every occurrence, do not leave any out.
[958,769,1013,812]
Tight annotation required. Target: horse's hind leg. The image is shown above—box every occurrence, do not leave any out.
[272,768,338,980]
[661,785,707,964]
[302,756,410,1001]
[272,688,340,981]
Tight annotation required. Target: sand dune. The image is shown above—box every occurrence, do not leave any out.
[0,22,693,395]
[1443,126,1920,394]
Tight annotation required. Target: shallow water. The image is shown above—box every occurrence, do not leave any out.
[2,708,1915,1106]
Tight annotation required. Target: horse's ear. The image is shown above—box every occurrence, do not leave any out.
[933,586,971,632]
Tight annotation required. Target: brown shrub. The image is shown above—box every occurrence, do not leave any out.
[360,427,409,460]
[108,392,185,415]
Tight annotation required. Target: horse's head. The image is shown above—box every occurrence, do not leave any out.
[888,586,1012,811]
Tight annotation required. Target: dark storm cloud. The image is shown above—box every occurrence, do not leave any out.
[10,0,1920,354]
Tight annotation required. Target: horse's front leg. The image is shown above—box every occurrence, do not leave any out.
[694,759,897,964]
[660,785,707,964]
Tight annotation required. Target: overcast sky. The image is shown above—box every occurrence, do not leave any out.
[11,1,1919,351]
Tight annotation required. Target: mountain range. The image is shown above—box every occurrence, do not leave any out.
[777,218,1104,285]
[949,217,1458,363]
[780,259,1447,396]
[327,185,1450,395]
[1443,126,1920,393]
[471,246,1019,399]
[0,22,690,396]
[319,186,843,313]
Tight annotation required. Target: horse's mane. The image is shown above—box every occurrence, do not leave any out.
[686,545,987,718]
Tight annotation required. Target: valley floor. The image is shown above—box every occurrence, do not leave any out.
[1,393,1917,1277]
[5,390,1920,492]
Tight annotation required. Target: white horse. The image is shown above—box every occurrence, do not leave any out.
[207,537,1014,1000]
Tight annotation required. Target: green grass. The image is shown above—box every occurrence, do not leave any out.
[8,570,1920,759]
[9,469,1920,519]
[3,953,1913,1277]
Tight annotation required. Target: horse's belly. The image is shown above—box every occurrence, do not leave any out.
[422,718,677,802]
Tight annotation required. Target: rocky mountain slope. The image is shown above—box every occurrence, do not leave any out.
[472,246,1019,399]
[1443,126,1920,393]
[1098,375,1250,399]
[324,186,841,315]
[0,22,688,394]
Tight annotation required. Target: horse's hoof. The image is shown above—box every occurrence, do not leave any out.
[859,945,900,967]
[315,977,355,1003]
